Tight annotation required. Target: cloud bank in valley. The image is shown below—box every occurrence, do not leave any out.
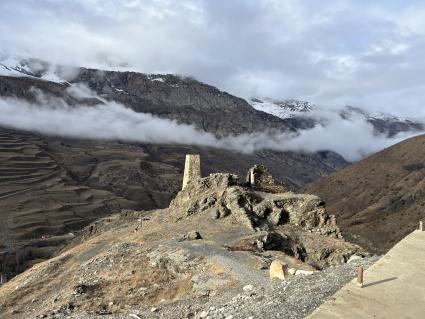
[0,90,420,161]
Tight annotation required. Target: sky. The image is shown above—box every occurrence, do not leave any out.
[1,0,425,116]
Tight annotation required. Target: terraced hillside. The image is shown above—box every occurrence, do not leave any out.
[0,129,134,235]
[0,129,137,275]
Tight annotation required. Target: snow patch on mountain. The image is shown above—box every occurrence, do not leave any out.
[150,76,165,83]
[250,97,314,119]
[251,97,421,124]
[0,50,69,83]
[341,105,419,123]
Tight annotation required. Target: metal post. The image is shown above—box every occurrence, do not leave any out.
[357,266,364,288]
[420,221,423,232]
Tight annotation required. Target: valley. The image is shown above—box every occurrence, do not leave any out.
[0,62,424,319]
[0,125,347,279]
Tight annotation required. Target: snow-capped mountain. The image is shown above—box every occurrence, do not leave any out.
[250,97,314,119]
[0,50,67,83]
[1,49,423,139]
[250,98,424,137]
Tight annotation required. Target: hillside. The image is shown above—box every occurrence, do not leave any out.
[0,127,346,279]
[0,165,369,319]
[305,134,425,253]
[1,63,421,277]
[0,66,352,279]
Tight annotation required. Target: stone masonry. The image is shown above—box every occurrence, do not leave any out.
[182,154,201,190]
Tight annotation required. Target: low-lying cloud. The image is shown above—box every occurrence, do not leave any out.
[0,90,422,161]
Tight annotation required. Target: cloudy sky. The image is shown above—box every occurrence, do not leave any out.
[1,0,425,116]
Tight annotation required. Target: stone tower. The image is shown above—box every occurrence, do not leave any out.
[182,154,201,190]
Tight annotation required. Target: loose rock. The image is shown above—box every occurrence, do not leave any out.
[270,260,287,280]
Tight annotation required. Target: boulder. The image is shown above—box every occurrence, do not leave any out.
[184,231,202,241]
[295,269,315,276]
[288,268,297,275]
[347,254,363,264]
[269,260,287,280]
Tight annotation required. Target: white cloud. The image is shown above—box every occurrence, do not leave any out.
[1,1,425,117]
[0,86,421,161]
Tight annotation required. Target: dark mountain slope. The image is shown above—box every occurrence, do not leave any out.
[0,72,314,137]
[305,134,425,254]
[76,69,318,136]
[0,75,99,106]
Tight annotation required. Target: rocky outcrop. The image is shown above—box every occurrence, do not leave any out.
[246,164,290,193]
[168,165,364,268]
[171,171,341,236]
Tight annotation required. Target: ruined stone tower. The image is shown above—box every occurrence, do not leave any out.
[246,164,290,193]
[182,154,201,190]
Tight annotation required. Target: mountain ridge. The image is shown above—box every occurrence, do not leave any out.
[250,97,424,137]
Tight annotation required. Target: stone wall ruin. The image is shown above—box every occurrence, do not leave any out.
[182,154,201,190]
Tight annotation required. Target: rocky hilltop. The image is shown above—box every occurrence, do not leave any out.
[0,162,369,319]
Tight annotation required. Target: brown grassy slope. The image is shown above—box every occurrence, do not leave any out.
[305,134,425,254]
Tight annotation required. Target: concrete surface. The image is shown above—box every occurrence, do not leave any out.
[308,229,425,319]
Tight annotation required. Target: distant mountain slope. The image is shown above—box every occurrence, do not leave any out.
[250,98,424,137]
[0,52,67,83]
[2,52,422,139]
[250,98,314,119]
[304,134,425,254]
[0,53,314,136]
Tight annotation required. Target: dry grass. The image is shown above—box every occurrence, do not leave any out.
[305,134,425,253]
[0,221,197,318]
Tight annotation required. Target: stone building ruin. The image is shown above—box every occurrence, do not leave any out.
[182,154,201,190]
[246,164,290,193]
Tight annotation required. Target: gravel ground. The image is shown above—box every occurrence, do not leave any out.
[44,256,379,319]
